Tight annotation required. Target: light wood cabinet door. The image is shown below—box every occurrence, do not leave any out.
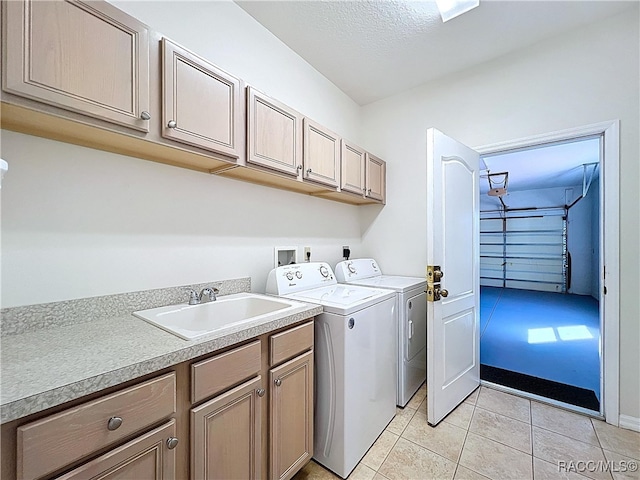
[303,118,340,188]
[247,87,303,177]
[341,140,366,196]
[191,376,262,480]
[162,38,241,158]
[270,351,313,480]
[3,0,150,131]
[56,420,177,480]
[365,153,386,203]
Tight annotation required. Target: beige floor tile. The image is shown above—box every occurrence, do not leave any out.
[531,402,600,446]
[361,430,399,471]
[533,457,591,480]
[417,397,427,416]
[459,431,533,479]
[386,406,416,435]
[293,460,341,480]
[373,474,390,480]
[443,402,475,430]
[378,437,457,480]
[476,387,531,423]
[532,426,612,480]
[347,463,376,480]
[454,465,490,479]
[470,406,532,454]
[592,420,640,461]
[406,383,427,410]
[464,387,480,405]
[603,450,640,480]
[402,411,467,462]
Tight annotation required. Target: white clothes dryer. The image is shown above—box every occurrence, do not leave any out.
[335,258,427,407]
[266,262,396,479]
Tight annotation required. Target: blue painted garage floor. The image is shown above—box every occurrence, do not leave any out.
[480,287,600,400]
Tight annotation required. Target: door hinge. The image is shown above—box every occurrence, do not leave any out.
[603,285,607,295]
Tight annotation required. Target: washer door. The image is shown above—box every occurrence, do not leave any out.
[407,291,427,361]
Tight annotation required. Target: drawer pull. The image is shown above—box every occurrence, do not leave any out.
[140,111,151,120]
[274,378,282,387]
[166,437,179,450]
[257,388,265,397]
[107,416,123,431]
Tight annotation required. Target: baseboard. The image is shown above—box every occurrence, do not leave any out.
[618,414,640,432]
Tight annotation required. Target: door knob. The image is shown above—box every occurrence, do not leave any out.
[440,288,449,298]
[166,437,179,449]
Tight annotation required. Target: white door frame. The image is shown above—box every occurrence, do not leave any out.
[474,120,620,426]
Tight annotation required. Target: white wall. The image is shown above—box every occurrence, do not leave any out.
[360,9,639,418]
[0,0,363,307]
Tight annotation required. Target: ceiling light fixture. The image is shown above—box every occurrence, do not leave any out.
[435,0,480,22]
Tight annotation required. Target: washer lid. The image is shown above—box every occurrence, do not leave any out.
[344,275,427,293]
[283,284,395,315]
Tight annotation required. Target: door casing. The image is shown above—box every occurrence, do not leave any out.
[474,120,620,426]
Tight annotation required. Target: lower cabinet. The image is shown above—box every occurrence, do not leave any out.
[56,420,177,480]
[270,351,314,480]
[191,376,263,480]
[2,321,314,480]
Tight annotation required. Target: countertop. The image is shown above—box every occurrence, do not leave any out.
[1,287,322,424]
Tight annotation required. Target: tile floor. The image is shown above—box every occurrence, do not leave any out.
[293,385,640,480]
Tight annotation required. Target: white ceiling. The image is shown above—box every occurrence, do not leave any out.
[235,0,633,106]
[481,136,601,193]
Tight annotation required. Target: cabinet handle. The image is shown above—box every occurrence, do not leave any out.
[306,168,312,175]
[274,378,282,387]
[167,120,177,128]
[257,388,265,397]
[296,165,303,171]
[140,111,151,121]
[166,437,179,450]
[107,416,123,431]
[367,188,372,194]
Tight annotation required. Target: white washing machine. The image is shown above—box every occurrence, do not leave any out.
[335,258,427,407]
[266,262,397,479]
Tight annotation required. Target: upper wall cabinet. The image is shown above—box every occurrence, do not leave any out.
[303,118,340,188]
[161,38,241,158]
[340,140,366,196]
[247,87,302,177]
[2,0,151,131]
[365,153,386,203]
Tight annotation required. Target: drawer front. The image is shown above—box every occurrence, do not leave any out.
[270,322,314,367]
[192,340,261,404]
[17,372,176,480]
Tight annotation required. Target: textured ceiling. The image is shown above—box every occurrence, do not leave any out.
[236,1,634,105]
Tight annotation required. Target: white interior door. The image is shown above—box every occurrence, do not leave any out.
[426,128,480,426]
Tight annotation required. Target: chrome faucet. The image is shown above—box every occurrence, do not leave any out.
[188,287,220,305]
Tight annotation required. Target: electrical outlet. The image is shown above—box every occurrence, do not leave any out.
[304,247,311,262]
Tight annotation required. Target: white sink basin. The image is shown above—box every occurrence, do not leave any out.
[133,293,303,340]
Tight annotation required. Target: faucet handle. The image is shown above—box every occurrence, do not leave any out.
[188,289,200,305]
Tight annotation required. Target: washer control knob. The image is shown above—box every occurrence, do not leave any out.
[347,262,356,274]
[286,272,294,281]
[295,271,303,279]
[319,265,329,278]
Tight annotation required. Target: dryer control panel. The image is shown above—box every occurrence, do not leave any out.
[335,258,381,282]
[266,262,337,295]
